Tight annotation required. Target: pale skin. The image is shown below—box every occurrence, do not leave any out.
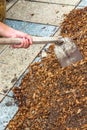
[0,22,32,48]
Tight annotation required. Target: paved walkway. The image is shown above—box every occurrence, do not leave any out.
[0,0,87,129]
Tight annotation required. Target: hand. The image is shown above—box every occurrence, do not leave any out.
[0,22,32,48]
[11,31,32,49]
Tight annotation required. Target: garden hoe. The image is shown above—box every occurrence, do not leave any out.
[0,36,83,67]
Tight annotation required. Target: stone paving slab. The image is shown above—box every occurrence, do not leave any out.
[6,1,75,26]
[0,96,18,130]
[78,0,87,7]
[5,19,58,36]
[0,19,58,99]
[30,0,81,5]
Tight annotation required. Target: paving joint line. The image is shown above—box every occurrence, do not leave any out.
[6,0,19,12]
[0,93,9,103]
[0,89,15,102]
[25,0,78,7]
[75,0,84,8]
[0,46,8,55]
[6,18,60,27]
[0,46,9,55]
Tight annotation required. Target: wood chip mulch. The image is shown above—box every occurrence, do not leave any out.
[8,7,87,130]
[61,6,87,58]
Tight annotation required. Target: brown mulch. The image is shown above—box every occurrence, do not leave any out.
[8,7,87,130]
[61,6,87,58]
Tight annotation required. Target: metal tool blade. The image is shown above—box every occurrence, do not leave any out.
[54,37,83,67]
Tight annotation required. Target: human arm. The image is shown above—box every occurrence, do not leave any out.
[0,22,32,48]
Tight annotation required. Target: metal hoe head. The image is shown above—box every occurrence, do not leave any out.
[54,37,83,67]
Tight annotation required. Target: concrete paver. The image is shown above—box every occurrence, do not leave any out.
[31,0,81,5]
[5,19,58,36]
[6,1,75,26]
[0,96,18,130]
[78,0,87,7]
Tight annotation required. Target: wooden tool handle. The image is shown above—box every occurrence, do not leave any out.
[0,38,22,45]
[32,36,62,44]
[0,36,63,45]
